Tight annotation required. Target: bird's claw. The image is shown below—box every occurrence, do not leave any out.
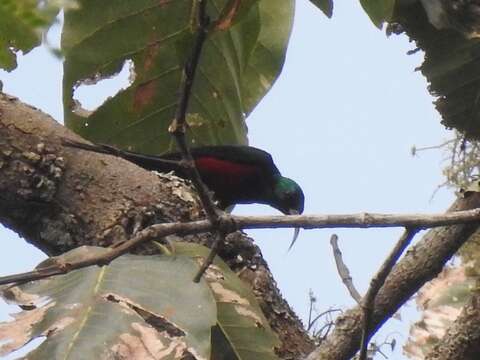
[214,211,237,234]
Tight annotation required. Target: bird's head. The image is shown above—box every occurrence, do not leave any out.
[271,176,305,215]
[270,175,305,250]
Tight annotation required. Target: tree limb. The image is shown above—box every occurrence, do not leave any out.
[306,192,480,359]
[3,92,480,360]
[0,92,314,359]
[359,228,417,360]
[234,211,480,229]
[4,210,480,287]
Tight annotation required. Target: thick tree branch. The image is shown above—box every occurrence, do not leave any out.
[0,92,314,359]
[306,192,480,359]
[359,228,417,360]
[3,92,480,360]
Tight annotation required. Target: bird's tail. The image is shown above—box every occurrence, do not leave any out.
[62,138,123,157]
[61,138,181,172]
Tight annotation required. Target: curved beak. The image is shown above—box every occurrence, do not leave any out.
[287,209,300,251]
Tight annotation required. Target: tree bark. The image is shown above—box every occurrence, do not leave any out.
[307,193,480,360]
[4,92,480,360]
[0,92,314,359]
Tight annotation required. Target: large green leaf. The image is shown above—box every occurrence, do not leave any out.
[240,0,294,116]
[63,0,294,154]
[360,0,395,28]
[0,246,216,359]
[213,0,260,30]
[175,242,280,360]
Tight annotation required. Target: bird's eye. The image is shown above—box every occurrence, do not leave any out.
[284,190,295,199]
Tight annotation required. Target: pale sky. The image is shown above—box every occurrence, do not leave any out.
[0,1,455,359]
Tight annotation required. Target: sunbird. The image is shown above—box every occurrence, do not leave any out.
[63,139,304,248]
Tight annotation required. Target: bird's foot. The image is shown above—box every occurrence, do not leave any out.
[214,211,237,234]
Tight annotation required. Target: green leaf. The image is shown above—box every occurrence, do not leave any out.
[360,0,395,28]
[0,246,216,359]
[62,0,294,154]
[175,242,281,360]
[0,0,67,71]
[0,0,42,71]
[309,0,333,18]
[213,0,260,31]
[240,0,295,116]
[393,2,480,139]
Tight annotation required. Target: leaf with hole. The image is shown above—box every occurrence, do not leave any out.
[62,0,294,154]
[0,246,216,359]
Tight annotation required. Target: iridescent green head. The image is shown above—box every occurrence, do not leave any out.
[271,176,305,215]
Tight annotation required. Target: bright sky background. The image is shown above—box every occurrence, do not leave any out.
[0,1,455,359]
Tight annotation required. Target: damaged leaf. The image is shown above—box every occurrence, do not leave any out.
[403,265,474,359]
[0,246,216,359]
[175,242,280,360]
[62,0,294,154]
[394,1,480,139]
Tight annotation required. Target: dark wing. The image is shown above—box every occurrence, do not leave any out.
[162,145,281,176]
[63,140,280,178]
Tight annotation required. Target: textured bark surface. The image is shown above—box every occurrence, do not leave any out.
[307,193,480,360]
[0,93,205,255]
[425,291,480,360]
[0,92,314,358]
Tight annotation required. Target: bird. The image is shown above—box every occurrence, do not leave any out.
[62,139,305,248]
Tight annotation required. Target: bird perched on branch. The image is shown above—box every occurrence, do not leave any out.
[63,139,305,248]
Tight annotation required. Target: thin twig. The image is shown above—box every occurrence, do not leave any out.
[308,308,342,332]
[307,290,316,331]
[411,139,455,156]
[315,321,334,340]
[312,308,342,340]
[358,228,418,360]
[0,210,478,287]
[330,234,362,304]
[0,220,212,286]
[168,0,216,220]
[167,0,224,281]
[192,230,225,282]
[233,209,480,229]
